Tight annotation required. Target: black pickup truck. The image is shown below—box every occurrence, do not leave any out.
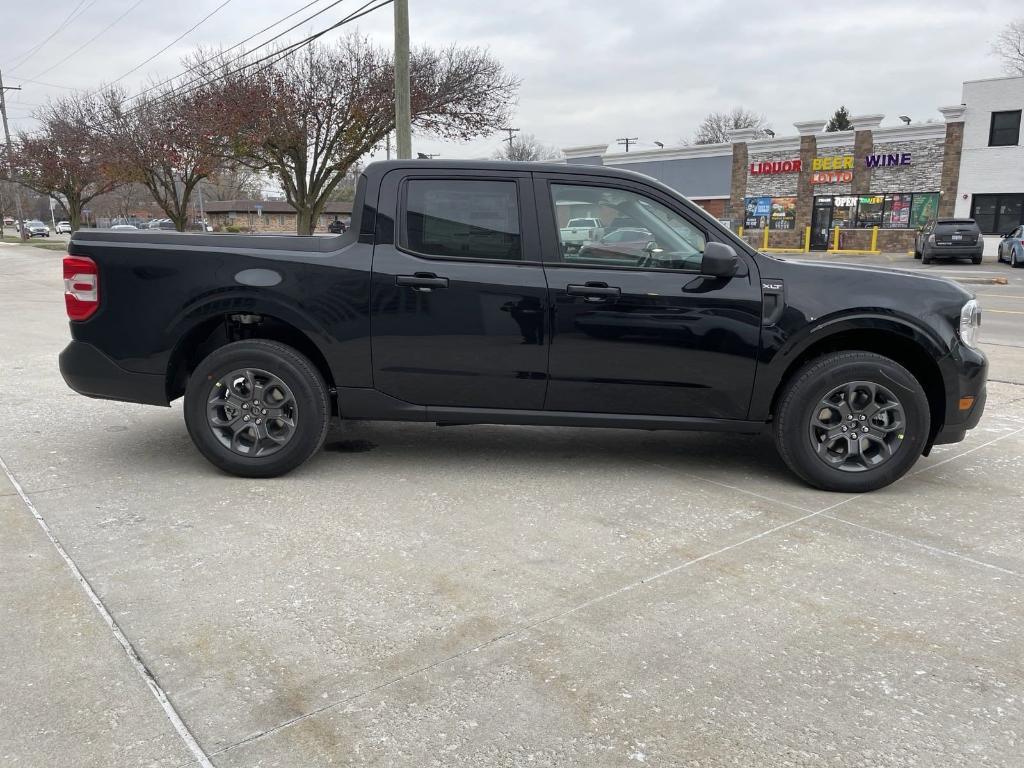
[59,160,987,492]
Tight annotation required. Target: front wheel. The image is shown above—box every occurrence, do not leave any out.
[184,340,330,477]
[774,351,930,492]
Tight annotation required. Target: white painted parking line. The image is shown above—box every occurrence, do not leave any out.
[0,455,215,768]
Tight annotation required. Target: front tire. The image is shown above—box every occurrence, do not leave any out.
[184,340,330,477]
[774,351,930,492]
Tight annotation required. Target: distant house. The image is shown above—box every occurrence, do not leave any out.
[203,200,354,233]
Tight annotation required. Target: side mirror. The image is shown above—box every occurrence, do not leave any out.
[701,242,739,278]
[643,240,661,253]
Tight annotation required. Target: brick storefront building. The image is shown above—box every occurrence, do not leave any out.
[560,80,1017,253]
[204,200,353,233]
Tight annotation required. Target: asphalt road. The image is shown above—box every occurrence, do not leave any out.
[2,240,1023,768]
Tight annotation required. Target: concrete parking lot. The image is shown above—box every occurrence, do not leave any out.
[2,240,1022,767]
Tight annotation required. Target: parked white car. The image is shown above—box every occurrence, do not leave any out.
[559,217,605,252]
[56,220,72,234]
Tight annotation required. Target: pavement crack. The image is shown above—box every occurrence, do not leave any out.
[210,492,857,758]
[821,514,1024,579]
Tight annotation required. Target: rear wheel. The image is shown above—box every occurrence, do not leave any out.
[184,340,330,477]
[774,351,930,492]
[971,253,982,265]
[921,248,933,264]
[1013,247,1023,268]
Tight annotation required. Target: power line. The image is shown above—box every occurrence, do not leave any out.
[28,0,152,81]
[107,0,236,87]
[129,0,392,114]
[616,137,638,152]
[499,127,519,151]
[4,0,97,71]
[124,0,350,104]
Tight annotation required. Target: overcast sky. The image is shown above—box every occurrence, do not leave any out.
[1,0,1019,165]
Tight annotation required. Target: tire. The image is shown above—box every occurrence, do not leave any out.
[184,340,330,478]
[913,241,921,259]
[971,252,982,265]
[921,248,933,264]
[774,351,930,493]
[1013,247,1023,269]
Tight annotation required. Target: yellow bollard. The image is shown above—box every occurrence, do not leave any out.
[762,228,769,250]
[738,225,744,238]
[803,225,811,252]
[870,226,878,252]
[832,226,840,251]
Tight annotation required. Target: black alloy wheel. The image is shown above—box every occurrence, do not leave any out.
[808,381,906,472]
[184,340,330,477]
[206,368,298,457]
[774,351,930,492]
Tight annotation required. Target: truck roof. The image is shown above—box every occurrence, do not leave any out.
[360,159,663,186]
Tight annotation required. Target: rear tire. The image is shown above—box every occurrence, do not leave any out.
[971,253,982,265]
[921,248,933,264]
[774,351,930,493]
[1013,248,1023,268]
[184,340,330,478]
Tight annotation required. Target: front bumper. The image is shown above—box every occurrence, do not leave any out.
[931,344,987,447]
[59,340,168,406]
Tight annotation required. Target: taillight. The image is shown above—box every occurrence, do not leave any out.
[63,255,99,321]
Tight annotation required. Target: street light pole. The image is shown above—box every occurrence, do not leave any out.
[393,0,412,160]
[0,68,28,240]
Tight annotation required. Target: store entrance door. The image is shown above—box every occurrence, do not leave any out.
[811,197,833,250]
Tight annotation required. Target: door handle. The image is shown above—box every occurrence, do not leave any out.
[396,273,449,291]
[566,282,621,299]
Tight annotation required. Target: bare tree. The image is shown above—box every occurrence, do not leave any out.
[692,107,771,145]
[9,93,120,231]
[992,19,1024,75]
[492,132,560,161]
[223,35,519,235]
[203,164,265,202]
[98,75,254,231]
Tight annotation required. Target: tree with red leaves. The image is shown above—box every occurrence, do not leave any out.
[11,94,119,231]
[222,35,519,235]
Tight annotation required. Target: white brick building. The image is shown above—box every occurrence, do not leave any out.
[953,76,1024,241]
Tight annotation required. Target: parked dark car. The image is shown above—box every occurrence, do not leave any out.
[59,160,987,492]
[914,219,984,264]
[328,218,347,234]
[996,225,1024,268]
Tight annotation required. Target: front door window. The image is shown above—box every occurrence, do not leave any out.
[550,184,706,271]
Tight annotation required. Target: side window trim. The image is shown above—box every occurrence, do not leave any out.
[395,174,540,265]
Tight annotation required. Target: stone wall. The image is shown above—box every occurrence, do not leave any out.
[727,142,748,222]
[869,137,943,193]
[745,149,802,196]
[809,144,854,196]
[939,121,964,217]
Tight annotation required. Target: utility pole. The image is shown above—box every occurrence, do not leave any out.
[393,0,411,160]
[499,127,519,153]
[0,68,28,240]
[616,137,638,153]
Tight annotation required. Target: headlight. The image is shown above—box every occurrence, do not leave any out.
[959,299,981,348]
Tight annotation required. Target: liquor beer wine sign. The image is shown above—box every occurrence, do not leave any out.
[749,159,801,174]
[810,152,912,183]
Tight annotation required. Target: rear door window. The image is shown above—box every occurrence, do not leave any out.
[402,179,522,261]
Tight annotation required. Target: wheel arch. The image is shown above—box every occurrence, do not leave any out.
[760,320,948,445]
[165,310,338,414]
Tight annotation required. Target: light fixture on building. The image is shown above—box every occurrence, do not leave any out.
[654,141,664,148]
[763,129,775,138]
[899,115,912,125]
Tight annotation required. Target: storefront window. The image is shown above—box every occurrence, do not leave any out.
[909,193,939,229]
[743,196,771,229]
[832,196,857,228]
[769,197,797,230]
[855,195,884,228]
[882,194,912,228]
[971,194,1024,234]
